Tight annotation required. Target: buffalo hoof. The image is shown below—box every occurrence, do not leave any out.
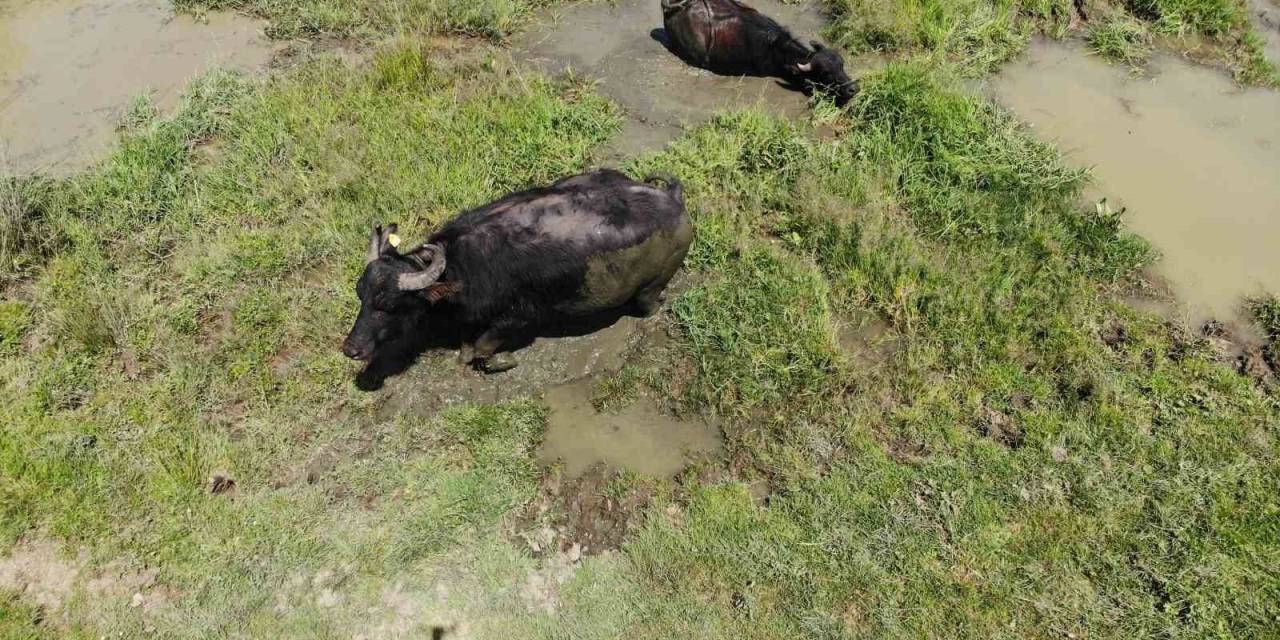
[458,342,476,365]
[480,353,518,374]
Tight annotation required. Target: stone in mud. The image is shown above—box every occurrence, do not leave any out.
[1237,346,1273,384]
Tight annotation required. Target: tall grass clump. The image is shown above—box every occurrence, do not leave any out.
[822,0,1277,84]
[1088,17,1155,64]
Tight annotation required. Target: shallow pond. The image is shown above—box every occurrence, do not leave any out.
[0,0,272,174]
[991,40,1280,325]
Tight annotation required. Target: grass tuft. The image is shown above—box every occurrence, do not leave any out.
[1088,17,1155,64]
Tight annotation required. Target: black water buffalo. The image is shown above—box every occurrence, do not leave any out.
[342,169,691,373]
[661,0,858,106]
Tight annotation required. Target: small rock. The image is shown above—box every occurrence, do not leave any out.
[1201,319,1226,338]
[208,471,235,495]
[1050,446,1068,462]
[130,592,144,608]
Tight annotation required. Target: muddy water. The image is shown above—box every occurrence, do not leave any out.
[0,0,272,174]
[539,380,721,477]
[1248,0,1280,64]
[514,0,833,156]
[991,41,1280,325]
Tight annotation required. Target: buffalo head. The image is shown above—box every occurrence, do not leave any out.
[791,42,859,107]
[341,224,448,361]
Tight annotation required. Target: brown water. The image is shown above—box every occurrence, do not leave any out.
[0,0,272,174]
[1248,0,1280,64]
[539,379,722,478]
[991,40,1280,325]
[514,0,834,156]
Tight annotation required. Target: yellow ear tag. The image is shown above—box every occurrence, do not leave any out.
[387,233,402,248]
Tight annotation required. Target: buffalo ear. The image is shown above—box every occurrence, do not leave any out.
[810,40,826,51]
[366,223,400,264]
[424,281,462,303]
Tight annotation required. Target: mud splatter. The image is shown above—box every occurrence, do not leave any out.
[517,465,655,556]
[838,312,899,367]
[371,313,654,419]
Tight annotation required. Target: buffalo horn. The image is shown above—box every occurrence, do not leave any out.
[396,244,447,291]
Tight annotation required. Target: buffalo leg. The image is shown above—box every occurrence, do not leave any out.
[471,324,520,373]
[634,285,666,317]
[634,267,680,317]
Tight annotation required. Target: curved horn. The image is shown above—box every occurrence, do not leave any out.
[795,61,813,72]
[396,244,447,291]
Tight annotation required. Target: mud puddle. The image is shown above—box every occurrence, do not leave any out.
[514,0,834,157]
[1247,0,1280,63]
[991,40,1280,326]
[0,0,273,174]
[539,378,722,478]
[373,314,651,417]
[838,312,899,367]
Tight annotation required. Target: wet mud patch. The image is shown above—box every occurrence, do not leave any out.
[991,40,1280,327]
[368,312,655,419]
[514,0,836,158]
[0,0,273,174]
[516,465,655,556]
[1247,0,1280,63]
[837,312,899,368]
[539,378,723,478]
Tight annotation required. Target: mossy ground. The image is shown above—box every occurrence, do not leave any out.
[1,0,1278,638]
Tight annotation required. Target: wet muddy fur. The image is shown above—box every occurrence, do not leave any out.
[661,0,858,105]
[344,169,692,375]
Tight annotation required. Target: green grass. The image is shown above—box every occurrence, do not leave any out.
[1088,17,1155,65]
[2,5,1279,640]
[609,65,1279,636]
[824,0,1278,84]
[175,0,564,39]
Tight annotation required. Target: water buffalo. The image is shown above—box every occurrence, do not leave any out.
[660,0,858,106]
[342,169,691,374]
